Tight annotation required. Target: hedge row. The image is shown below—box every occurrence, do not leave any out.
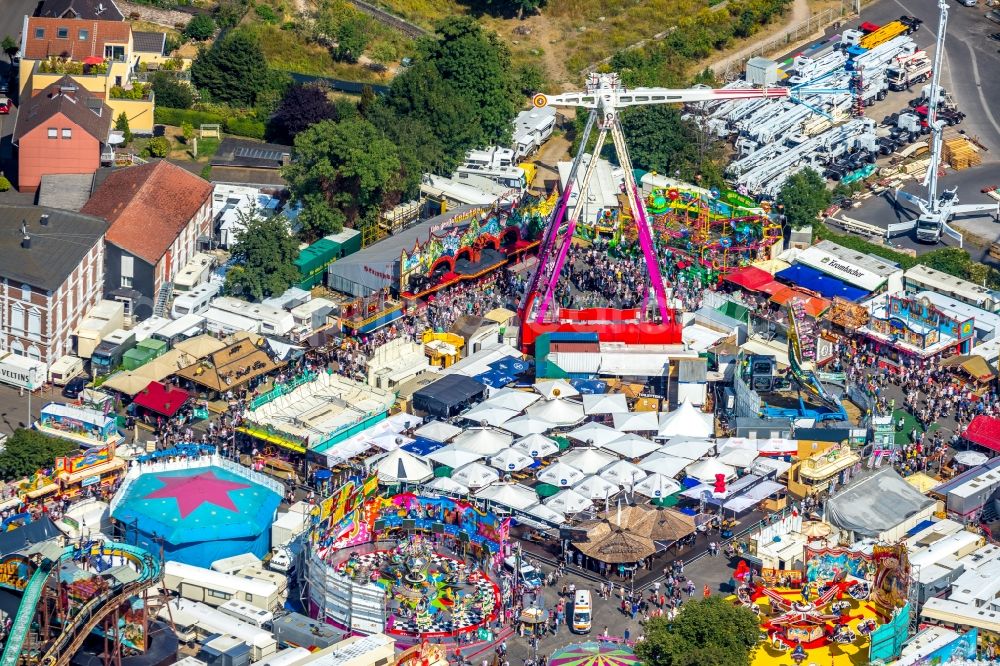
[814,222,919,269]
[153,107,265,140]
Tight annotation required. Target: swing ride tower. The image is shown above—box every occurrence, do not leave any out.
[518,74,794,351]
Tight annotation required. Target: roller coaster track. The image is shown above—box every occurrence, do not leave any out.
[0,542,161,666]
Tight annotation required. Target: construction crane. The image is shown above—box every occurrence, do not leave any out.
[887,0,1000,246]
[520,73,847,341]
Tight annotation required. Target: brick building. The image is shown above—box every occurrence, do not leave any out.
[0,206,107,364]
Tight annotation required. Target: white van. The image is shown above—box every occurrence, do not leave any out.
[49,355,85,386]
[572,589,592,633]
[170,282,221,319]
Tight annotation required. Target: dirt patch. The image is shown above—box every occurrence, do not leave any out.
[119,0,192,28]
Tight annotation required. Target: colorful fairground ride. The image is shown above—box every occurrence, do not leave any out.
[646,185,782,279]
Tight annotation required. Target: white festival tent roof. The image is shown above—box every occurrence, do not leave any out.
[451,428,514,456]
[462,403,520,427]
[373,449,434,483]
[489,448,535,472]
[658,400,714,438]
[534,379,580,400]
[414,421,463,443]
[637,453,691,478]
[474,482,538,510]
[452,461,501,488]
[424,476,470,494]
[537,461,586,487]
[484,388,541,412]
[633,473,682,498]
[526,398,586,426]
[600,434,660,459]
[582,393,629,415]
[657,438,716,460]
[543,488,593,515]
[598,459,648,486]
[512,433,560,458]
[612,411,660,432]
[566,422,623,447]
[502,414,557,437]
[561,448,617,475]
[574,474,621,500]
[684,457,738,483]
[425,446,484,468]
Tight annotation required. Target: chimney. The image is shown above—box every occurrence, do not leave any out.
[40,213,50,226]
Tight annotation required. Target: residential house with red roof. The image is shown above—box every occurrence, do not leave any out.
[81,160,214,320]
[17,16,157,133]
[12,76,113,192]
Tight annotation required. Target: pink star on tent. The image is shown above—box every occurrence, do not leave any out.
[143,471,250,518]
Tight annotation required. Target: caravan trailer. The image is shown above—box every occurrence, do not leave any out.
[48,355,85,386]
[171,283,222,319]
[174,253,216,293]
[218,599,274,629]
[75,301,125,359]
[152,314,207,348]
[129,316,171,343]
[163,561,284,611]
[158,598,278,661]
[211,297,295,337]
[211,553,263,576]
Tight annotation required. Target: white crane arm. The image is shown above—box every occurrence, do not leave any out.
[535,86,790,109]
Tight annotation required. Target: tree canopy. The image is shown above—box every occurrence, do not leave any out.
[191,30,271,107]
[223,208,301,300]
[0,430,77,482]
[183,13,216,41]
[151,72,194,109]
[268,83,339,143]
[777,168,831,229]
[635,598,760,666]
[283,117,401,240]
[620,105,725,188]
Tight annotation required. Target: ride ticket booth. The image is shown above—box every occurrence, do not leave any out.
[55,445,126,499]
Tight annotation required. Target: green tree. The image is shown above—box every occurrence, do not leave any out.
[115,112,133,145]
[918,247,973,278]
[636,598,760,666]
[620,105,715,181]
[181,122,196,143]
[283,117,401,240]
[268,83,339,144]
[191,30,270,107]
[223,207,300,300]
[777,168,831,229]
[0,174,11,192]
[184,13,217,41]
[514,62,547,96]
[334,17,371,62]
[145,136,171,157]
[0,429,77,481]
[151,72,194,109]
[2,36,17,62]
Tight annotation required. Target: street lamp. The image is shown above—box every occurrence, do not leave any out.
[27,366,37,427]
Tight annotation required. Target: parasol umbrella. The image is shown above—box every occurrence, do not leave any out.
[633,472,682,498]
[424,476,470,494]
[373,449,434,483]
[574,474,620,500]
[801,520,833,540]
[544,488,593,514]
[717,447,759,468]
[513,433,560,458]
[414,420,463,443]
[489,448,535,472]
[433,465,453,478]
[462,403,519,428]
[658,438,716,460]
[562,448,617,475]
[527,398,586,426]
[534,379,580,400]
[452,461,501,489]
[598,459,648,486]
[612,411,659,432]
[451,428,513,456]
[638,453,690,477]
[566,422,623,447]
[520,607,547,624]
[484,388,541,411]
[502,414,557,437]
[685,457,737,483]
[600,433,659,459]
[537,461,586,487]
[953,450,989,466]
[549,642,642,666]
[426,446,484,468]
[522,502,565,524]
[582,393,629,415]
[475,482,537,509]
[534,483,561,498]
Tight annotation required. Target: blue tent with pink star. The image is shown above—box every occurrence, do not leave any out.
[111,465,283,567]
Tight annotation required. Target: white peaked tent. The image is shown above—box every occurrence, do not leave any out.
[462,404,519,427]
[502,414,557,437]
[658,438,716,460]
[566,422,623,446]
[562,448,617,475]
[598,459,648,486]
[474,483,537,510]
[452,461,501,488]
[637,453,691,478]
[658,400,714,438]
[374,449,433,483]
[451,428,513,456]
[582,393,629,415]
[600,434,660,459]
[717,448,759,468]
[366,433,413,451]
[544,488,593,515]
[484,388,541,412]
[415,421,463,442]
[526,398,586,426]
[612,411,659,432]
[426,446,484,468]
[534,379,580,400]
[489,448,535,472]
[424,476,470,494]
[574,475,620,500]
[513,433,560,458]
[633,473,682,498]
[522,502,565,525]
[685,458,737,483]
[537,461,586,487]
